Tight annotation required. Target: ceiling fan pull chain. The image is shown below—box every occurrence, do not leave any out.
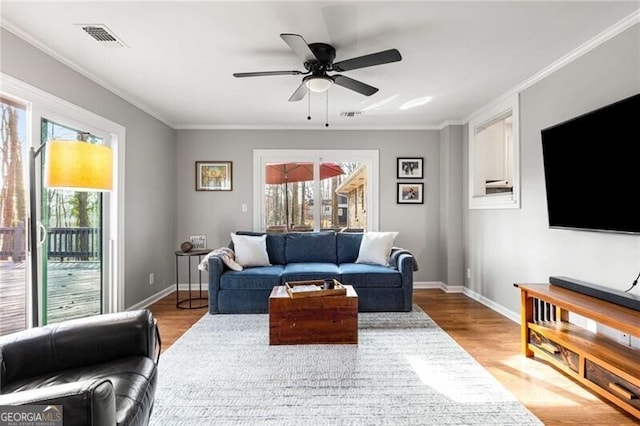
[307,89,311,121]
[325,91,329,128]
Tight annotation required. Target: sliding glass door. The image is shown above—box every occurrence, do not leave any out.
[1,74,124,330]
[0,96,28,335]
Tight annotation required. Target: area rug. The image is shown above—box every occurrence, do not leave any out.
[150,307,541,425]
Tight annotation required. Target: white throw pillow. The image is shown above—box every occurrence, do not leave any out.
[230,233,271,267]
[355,232,398,266]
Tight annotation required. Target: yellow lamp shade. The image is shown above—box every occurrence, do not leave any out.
[45,140,113,191]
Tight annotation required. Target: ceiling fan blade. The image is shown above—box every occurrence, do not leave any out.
[280,33,319,63]
[333,49,402,72]
[233,70,304,78]
[288,82,308,102]
[332,75,378,96]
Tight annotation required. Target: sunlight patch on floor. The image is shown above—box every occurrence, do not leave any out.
[406,354,507,404]
[499,354,600,404]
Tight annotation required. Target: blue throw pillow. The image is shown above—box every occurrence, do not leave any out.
[337,232,363,263]
[285,232,337,264]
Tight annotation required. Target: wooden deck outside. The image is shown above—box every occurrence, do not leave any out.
[0,260,101,336]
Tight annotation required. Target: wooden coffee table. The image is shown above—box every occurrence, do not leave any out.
[269,284,358,345]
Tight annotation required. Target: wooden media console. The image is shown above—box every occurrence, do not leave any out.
[515,283,640,419]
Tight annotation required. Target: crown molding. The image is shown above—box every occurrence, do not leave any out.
[0,19,176,129]
[3,8,637,131]
[437,119,464,130]
[464,10,640,124]
[173,124,443,131]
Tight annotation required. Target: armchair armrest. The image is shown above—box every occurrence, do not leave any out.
[0,379,116,426]
[389,247,415,312]
[389,247,418,271]
[208,256,225,314]
[0,310,157,387]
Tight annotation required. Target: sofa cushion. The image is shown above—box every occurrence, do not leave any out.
[337,232,363,263]
[281,263,340,282]
[234,231,286,265]
[338,263,402,288]
[219,265,284,290]
[231,233,271,267]
[355,231,398,266]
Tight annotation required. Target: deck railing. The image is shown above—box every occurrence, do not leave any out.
[0,224,25,261]
[0,226,100,261]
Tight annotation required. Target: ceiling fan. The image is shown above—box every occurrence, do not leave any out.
[233,33,402,102]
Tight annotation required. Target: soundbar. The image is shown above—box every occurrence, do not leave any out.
[549,276,640,311]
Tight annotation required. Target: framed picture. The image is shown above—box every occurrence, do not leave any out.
[397,157,424,179]
[196,161,232,191]
[189,235,207,249]
[397,183,424,204]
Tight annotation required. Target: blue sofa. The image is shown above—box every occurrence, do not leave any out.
[207,231,415,314]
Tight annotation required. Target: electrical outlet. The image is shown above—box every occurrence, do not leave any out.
[619,332,631,347]
[466,268,471,279]
[149,273,155,285]
[242,203,248,212]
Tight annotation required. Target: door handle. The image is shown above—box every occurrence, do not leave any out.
[38,222,47,246]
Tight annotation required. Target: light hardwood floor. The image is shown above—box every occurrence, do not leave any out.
[148,289,638,425]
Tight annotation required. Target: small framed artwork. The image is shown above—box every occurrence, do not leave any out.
[397,183,424,204]
[397,157,424,179]
[189,235,207,249]
[196,161,232,191]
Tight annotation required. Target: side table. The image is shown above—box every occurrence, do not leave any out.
[175,249,210,309]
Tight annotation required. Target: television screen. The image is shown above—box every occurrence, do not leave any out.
[541,93,640,234]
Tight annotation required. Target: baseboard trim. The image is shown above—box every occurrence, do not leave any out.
[134,283,517,325]
[128,286,174,311]
[174,283,208,292]
[462,287,520,324]
[414,281,464,293]
[130,283,210,310]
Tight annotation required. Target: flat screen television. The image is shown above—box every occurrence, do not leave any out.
[541,93,640,234]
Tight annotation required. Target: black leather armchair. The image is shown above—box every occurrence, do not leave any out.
[0,309,160,426]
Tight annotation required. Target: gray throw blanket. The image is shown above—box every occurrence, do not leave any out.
[198,247,243,272]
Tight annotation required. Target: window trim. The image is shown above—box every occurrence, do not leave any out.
[468,93,521,209]
[253,149,379,231]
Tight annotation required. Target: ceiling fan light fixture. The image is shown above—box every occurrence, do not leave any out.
[304,75,333,93]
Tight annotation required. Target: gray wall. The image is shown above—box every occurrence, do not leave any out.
[174,129,441,283]
[439,125,464,288]
[8,19,634,315]
[463,24,640,316]
[0,28,177,307]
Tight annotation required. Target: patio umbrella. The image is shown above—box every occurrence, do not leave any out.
[265,162,344,228]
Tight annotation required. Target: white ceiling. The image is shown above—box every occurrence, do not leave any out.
[1,1,639,129]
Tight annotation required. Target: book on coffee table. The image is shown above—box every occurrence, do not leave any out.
[289,285,322,293]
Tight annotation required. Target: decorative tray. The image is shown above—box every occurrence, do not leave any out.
[285,279,346,298]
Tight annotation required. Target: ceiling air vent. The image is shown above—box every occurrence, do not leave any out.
[78,24,127,48]
[340,111,362,118]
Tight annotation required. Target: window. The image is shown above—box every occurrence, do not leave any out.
[468,94,520,209]
[254,150,379,232]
